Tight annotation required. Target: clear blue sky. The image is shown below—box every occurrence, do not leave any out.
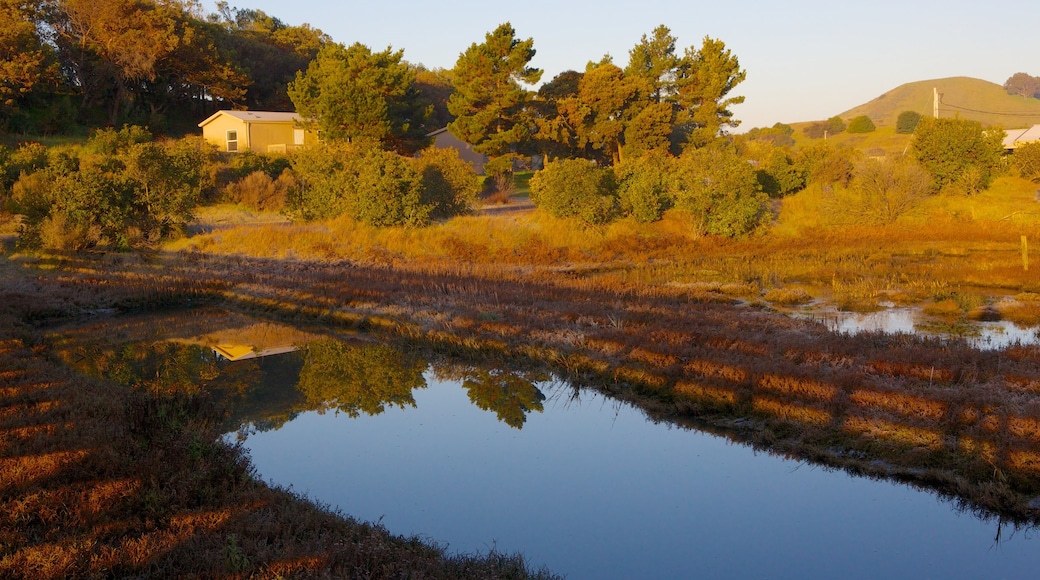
[207,0,1040,131]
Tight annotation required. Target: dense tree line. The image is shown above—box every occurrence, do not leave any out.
[0,0,328,134]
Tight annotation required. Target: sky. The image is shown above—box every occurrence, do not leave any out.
[206,0,1040,131]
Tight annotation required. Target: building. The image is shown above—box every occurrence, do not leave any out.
[1003,125,1040,151]
[198,110,318,153]
[428,127,488,174]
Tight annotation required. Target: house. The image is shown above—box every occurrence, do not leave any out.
[1003,124,1040,151]
[428,127,488,174]
[198,110,318,153]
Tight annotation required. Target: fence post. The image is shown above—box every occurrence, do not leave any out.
[1023,235,1029,272]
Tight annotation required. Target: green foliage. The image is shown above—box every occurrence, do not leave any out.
[911,117,1004,193]
[0,0,60,130]
[9,135,203,249]
[896,110,922,134]
[297,339,427,418]
[803,116,847,139]
[449,22,542,165]
[286,142,361,221]
[624,25,680,103]
[1012,142,1040,182]
[412,146,480,219]
[745,123,795,147]
[745,142,804,198]
[825,158,933,225]
[674,36,747,147]
[795,142,858,187]
[615,153,673,222]
[289,143,472,226]
[87,125,153,155]
[846,115,876,134]
[352,149,429,227]
[671,145,765,236]
[288,42,431,154]
[529,158,618,225]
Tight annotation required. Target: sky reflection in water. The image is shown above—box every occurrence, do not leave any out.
[235,366,1040,580]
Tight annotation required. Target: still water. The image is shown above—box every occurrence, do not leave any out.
[230,353,1040,579]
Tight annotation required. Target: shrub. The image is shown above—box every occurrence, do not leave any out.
[412,146,480,219]
[794,142,858,187]
[1012,141,1040,182]
[847,115,876,134]
[911,117,1005,193]
[224,170,296,212]
[529,158,618,225]
[615,153,673,222]
[86,125,152,155]
[825,158,932,225]
[287,142,362,221]
[671,145,765,236]
[896,110,922,134]
[352,149,431,227]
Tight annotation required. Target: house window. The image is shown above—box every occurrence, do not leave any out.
[226,130,238,152]
[293,128,305,146]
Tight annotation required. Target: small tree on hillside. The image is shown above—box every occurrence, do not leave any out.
[846,115,875,134]
[1004,72,1040,99]
[911,117,1004,194]
[896,110,921,134]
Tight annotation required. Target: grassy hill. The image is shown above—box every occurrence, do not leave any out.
[839,76,1040,129]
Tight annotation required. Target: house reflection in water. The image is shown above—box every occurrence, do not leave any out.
[212,343,299,362]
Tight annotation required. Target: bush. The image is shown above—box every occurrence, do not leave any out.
[846,115,875,134]
[86,125,152,155]
[615,153,673,222]
[529,159,618,225]
[287,142,362,221]
[671,145,765,237]
[1012,141,1040,182]
[224,170,296,212]
[825,158,933,225]
[352,149,430,227]
[412,146,480,219]
[896,110,921,134]
[911,117,1004,193]
[794,142,859,187]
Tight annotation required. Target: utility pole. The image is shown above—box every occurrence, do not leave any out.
[933,87,939,118]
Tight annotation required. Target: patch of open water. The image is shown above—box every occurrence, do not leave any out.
[230,355,1040,579]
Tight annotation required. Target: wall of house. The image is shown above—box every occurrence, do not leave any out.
[432,131,487,175]
[249,123,296,153]
[201,116,248,152]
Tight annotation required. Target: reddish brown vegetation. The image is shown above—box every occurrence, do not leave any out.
[3,241,1040,575]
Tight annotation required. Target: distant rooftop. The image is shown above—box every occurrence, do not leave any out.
[1003,124,1040,149]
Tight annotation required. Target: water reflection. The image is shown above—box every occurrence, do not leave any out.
[791,305,1040,349]
[433,364,548,429]
[298,340,427,418]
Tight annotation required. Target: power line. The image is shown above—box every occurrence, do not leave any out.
[938,95,1040,117]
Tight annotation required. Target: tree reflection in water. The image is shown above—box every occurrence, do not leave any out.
[297,339,427,417]
[434,364,548,429]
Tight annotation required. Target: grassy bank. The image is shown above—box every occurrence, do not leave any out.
[0,256,558,579]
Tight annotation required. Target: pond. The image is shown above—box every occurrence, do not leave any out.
[50,311,1040,578]
[222,345,1040,579]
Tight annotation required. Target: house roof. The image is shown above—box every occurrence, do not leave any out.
[1003,124,1040,149]
[198,110,303,128]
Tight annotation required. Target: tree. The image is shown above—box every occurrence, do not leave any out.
[846,115,875,133]
[674,36,747,148]
[1004,72,1040,99]
[461,369,545,429]
[0,0,59,129]
[829,158,932,224]
[896,110,921,134]
[672,144,765,236]
[911,117,1004,193]
[624,25,679,103]
[289,42,430,154]
[448,23,542,172]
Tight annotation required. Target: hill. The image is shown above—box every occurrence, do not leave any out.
[839,76,1040,129]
